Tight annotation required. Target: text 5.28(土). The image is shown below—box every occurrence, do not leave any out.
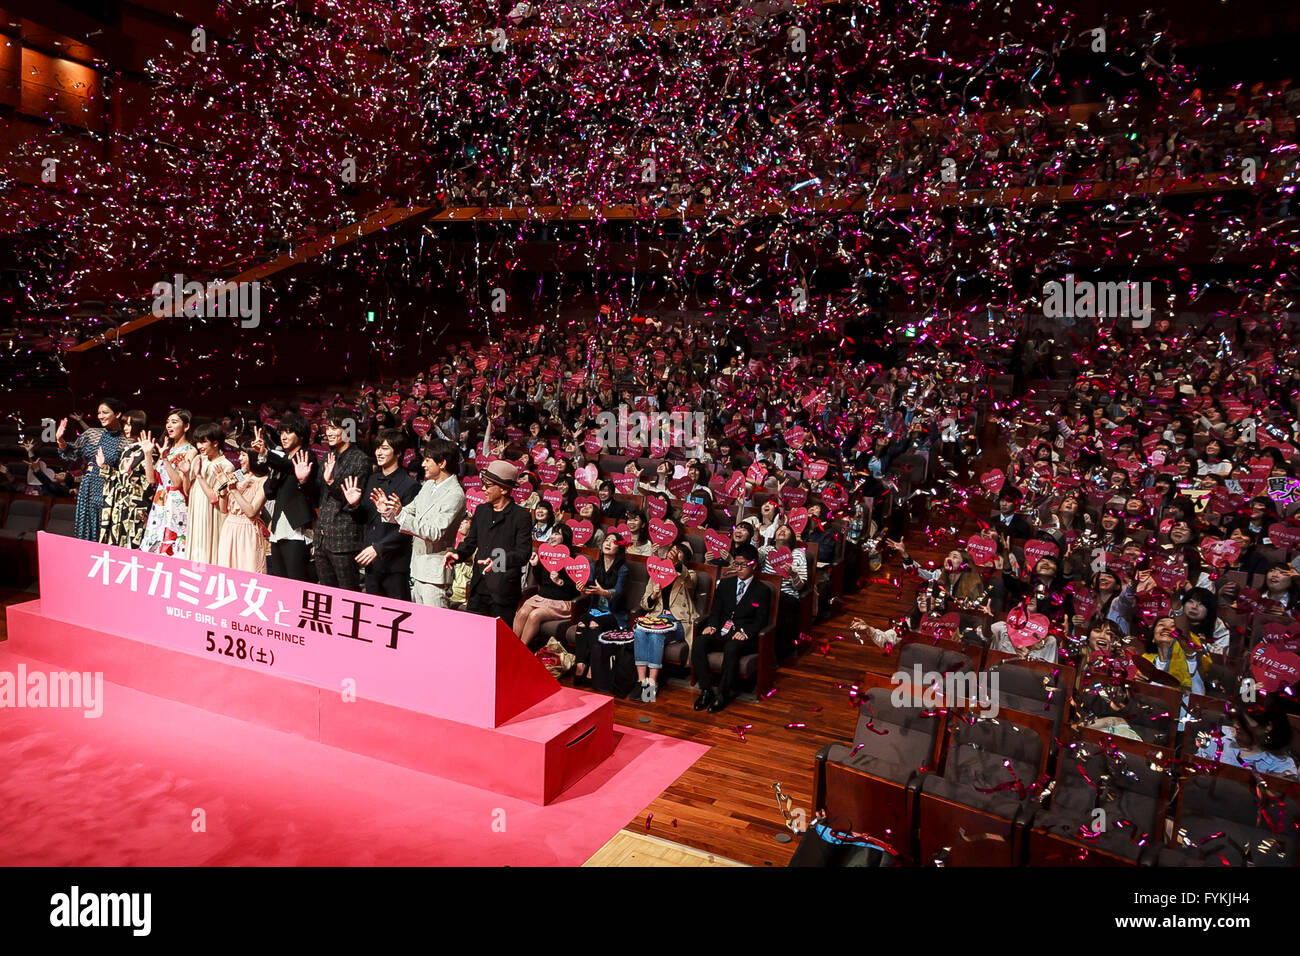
[204,630,274,667]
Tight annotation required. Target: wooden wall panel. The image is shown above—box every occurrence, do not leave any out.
[19,47,102,131]
[0,33,18,109]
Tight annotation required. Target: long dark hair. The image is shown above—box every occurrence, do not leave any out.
[238,435,270,477]
[593,540,626,587]
[940,549,987,602]
[533,500,556,533]
[625,510,650,546]
[1234,696,1294,755]
[1176,586,1218,643]
[1098,510,1127,544]
[165,408,193,448]
[1164,544,1204,596]
[1088,566,1127,616]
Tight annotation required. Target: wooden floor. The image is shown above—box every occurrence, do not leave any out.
[604,584,916,866]
[0,422,1001,868]
[583,831,746,867]
[605,426,1002,866]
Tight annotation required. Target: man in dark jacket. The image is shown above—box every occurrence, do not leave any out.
[596,479,627,520]
[341,428,420,600]
[988,485,1036,542]
[448,460,533,622]
[256,412,319,582]
[692,543,772,713]
[314,407,373,590]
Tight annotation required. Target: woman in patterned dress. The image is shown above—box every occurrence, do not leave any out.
[99,409,153,549]
[56,398,127,541]
[140,409,196,557]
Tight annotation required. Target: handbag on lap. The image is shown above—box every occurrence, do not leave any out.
[536,637,576,678]
[590,630,637,697]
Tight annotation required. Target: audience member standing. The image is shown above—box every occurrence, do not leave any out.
[382,438,467,608]
[340,428,420,599]
[56,399,127,541]
[449,460,532,622]
[255,413,319,581]
[315,408,373,590]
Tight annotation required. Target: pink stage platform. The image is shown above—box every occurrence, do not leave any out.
[0,644,708,866]
[11,533,627,806]
[7,598,617,804]
[0,534,709,864]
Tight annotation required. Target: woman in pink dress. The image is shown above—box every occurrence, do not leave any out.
[140,409,196,557]
[215,442,269,574]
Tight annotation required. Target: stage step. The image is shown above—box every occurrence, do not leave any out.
[5,598,614,805]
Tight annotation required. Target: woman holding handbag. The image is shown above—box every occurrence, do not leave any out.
[571,535,629,683]
[630,543,699,702]
[513,523,581,647]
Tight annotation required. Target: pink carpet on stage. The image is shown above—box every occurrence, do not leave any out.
[0,648,708,866]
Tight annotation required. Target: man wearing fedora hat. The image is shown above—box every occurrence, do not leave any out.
[447,459,533,623]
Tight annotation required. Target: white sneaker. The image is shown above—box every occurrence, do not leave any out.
[642,681,657,703]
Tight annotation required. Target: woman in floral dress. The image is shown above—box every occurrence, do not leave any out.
[99,409,153,549]
[140,409,196,557]
[56,398,127,541]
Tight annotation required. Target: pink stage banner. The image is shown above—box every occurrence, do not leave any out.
[33,532,556,729]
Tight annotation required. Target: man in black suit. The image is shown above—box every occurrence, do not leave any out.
[341,428,420,600]
[255,412,319,582]
[596,479,626,520]
[692,543,772,713]
[989,485,1035,542]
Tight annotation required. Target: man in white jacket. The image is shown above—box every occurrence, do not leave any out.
[377,438,467,608]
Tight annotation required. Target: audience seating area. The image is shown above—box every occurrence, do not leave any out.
[519,537,783,697]
[0,492,76,587]
[814,634,1300,866]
